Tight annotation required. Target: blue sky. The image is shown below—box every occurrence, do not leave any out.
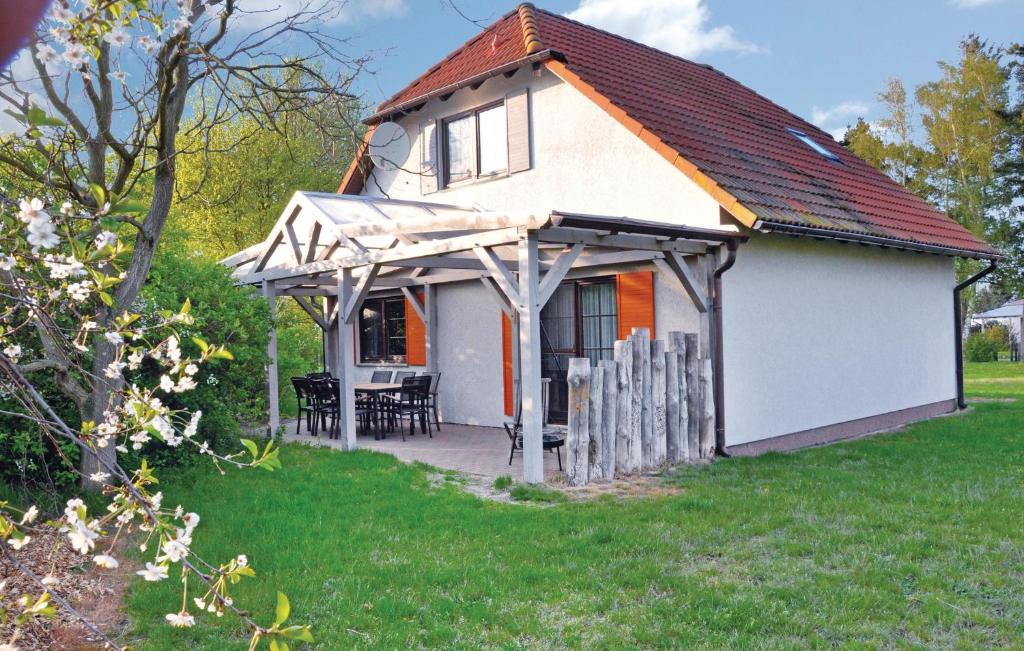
[341,0,1024,140]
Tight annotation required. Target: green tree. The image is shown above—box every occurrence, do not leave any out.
[170,101,363,260]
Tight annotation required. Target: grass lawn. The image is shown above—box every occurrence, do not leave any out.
[125,363,1024,648]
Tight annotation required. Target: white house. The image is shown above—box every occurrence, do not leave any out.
[224,4,997,481]
[971,299,1024,343]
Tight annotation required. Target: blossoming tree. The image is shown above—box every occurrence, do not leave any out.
[0,0,366,647]
[0,0,365,489]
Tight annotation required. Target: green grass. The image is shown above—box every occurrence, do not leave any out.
[127,362,1024,649]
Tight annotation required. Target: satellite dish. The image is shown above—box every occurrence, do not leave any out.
[368,122,410,172]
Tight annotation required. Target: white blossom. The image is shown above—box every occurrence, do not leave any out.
[50,4,75,23]
[183,410,202,438]
[165,611,195,627]
[62,41,87,67]
[159,375,175,392]
[0,254,14,271]
[49,26,71,44]
[128,349,145,370]
[103,28,130,47]
[36,43,61,66]
[94,230,117,249]
[89,471,110,483]
[104,332,124,345]
[3,344,22,362]
[172,16,191,35]
[20,506,38,525]
[137,35,160,56]
[104,360,126,379]
[17,198,46,223]
[41,575,59,586]
[93,554,118,569]
[137,562,169,582]
[67,281,92,302]
[60,201,74,216]
[8,535,31,550]
[66,519,99,554]
[161,538,188,563]
[27,217,60,249]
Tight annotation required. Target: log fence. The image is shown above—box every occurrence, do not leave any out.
[565,329,713,486]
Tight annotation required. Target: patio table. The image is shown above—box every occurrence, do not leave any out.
[354,383,402,439]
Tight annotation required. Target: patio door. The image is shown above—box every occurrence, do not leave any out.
[540,278,618,423]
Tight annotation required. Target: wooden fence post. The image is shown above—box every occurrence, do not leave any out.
[587,364,605,482]
[628,332,644,473]
[651,339,667,466]
[566,358,591,486]
[613,340,633,476]
[633,328,652,469]
[665,350,681,463]
[599,359,618,479]
[683,332,700,461]
[700,357,715,459]
[668,332,688,462]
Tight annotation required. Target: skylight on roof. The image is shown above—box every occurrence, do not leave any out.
[787,128,841,162]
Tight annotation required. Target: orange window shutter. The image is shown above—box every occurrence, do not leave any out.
[501,312,514,416]
[405,291,427,366]
[616,271,655,340]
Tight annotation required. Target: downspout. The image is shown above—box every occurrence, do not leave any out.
[954,260,997,409]
[712,239,740,457]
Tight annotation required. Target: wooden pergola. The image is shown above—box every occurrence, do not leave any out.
[222,192,741,483]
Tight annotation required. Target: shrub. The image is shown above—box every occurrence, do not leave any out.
[964,324,1010,362]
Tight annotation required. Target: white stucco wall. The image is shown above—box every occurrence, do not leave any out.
[350,65,959,441]
[722,234,957,446]
[361,67,724,228]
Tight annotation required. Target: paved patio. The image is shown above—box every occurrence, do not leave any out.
[280,419,565,482]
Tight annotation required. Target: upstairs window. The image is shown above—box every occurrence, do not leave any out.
[442,102,508,186]
[787,128,841,162]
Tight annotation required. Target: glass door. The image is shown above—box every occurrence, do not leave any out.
[540,278,618,423]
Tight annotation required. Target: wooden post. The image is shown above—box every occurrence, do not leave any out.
[587,364,604,482]
[262,280,279,436]
[683,332,700,461]
[566,358,591,487]
[598,359,618,479]
[424,284,438,372]
[613,340,633,476]
[633,328,653,469]
[667,332,689,463]
[517,230,545,484]
[665,350,680,463]
[323,296,339,377]
[700,358,715,459]
[651,339,667,466]
[628,333,643,473]
[336,269,357,451]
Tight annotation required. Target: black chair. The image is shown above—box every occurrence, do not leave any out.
[370,370,393,383]
[306,371,331,380]
[387,376,431,441]
[421,372,442,432]
[393,371,415,383]
[503,380,563,470]
[290,377,315,436]
[308,378,374,439]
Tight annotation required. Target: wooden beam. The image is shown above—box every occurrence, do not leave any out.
[342,263,381,324]
[336,269,357,450]
[242,227,521,284]
[654,252,709,313]
[538,243,584,307]
[518,230,545,484]
[401,287,426,322]
[304,221,322,263]
[292,296,328,330]
[480,277,513,316]
[538,227,707,255]
[475,246,521,307]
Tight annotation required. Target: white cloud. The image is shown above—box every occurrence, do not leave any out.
[947,0,1004,8]
[564,0,762,59]
[232,0,408,27]
[811,101,869,141]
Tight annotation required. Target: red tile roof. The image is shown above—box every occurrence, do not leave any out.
[368,4,996,258]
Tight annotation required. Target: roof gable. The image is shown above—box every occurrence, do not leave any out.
[364,3,995,259]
